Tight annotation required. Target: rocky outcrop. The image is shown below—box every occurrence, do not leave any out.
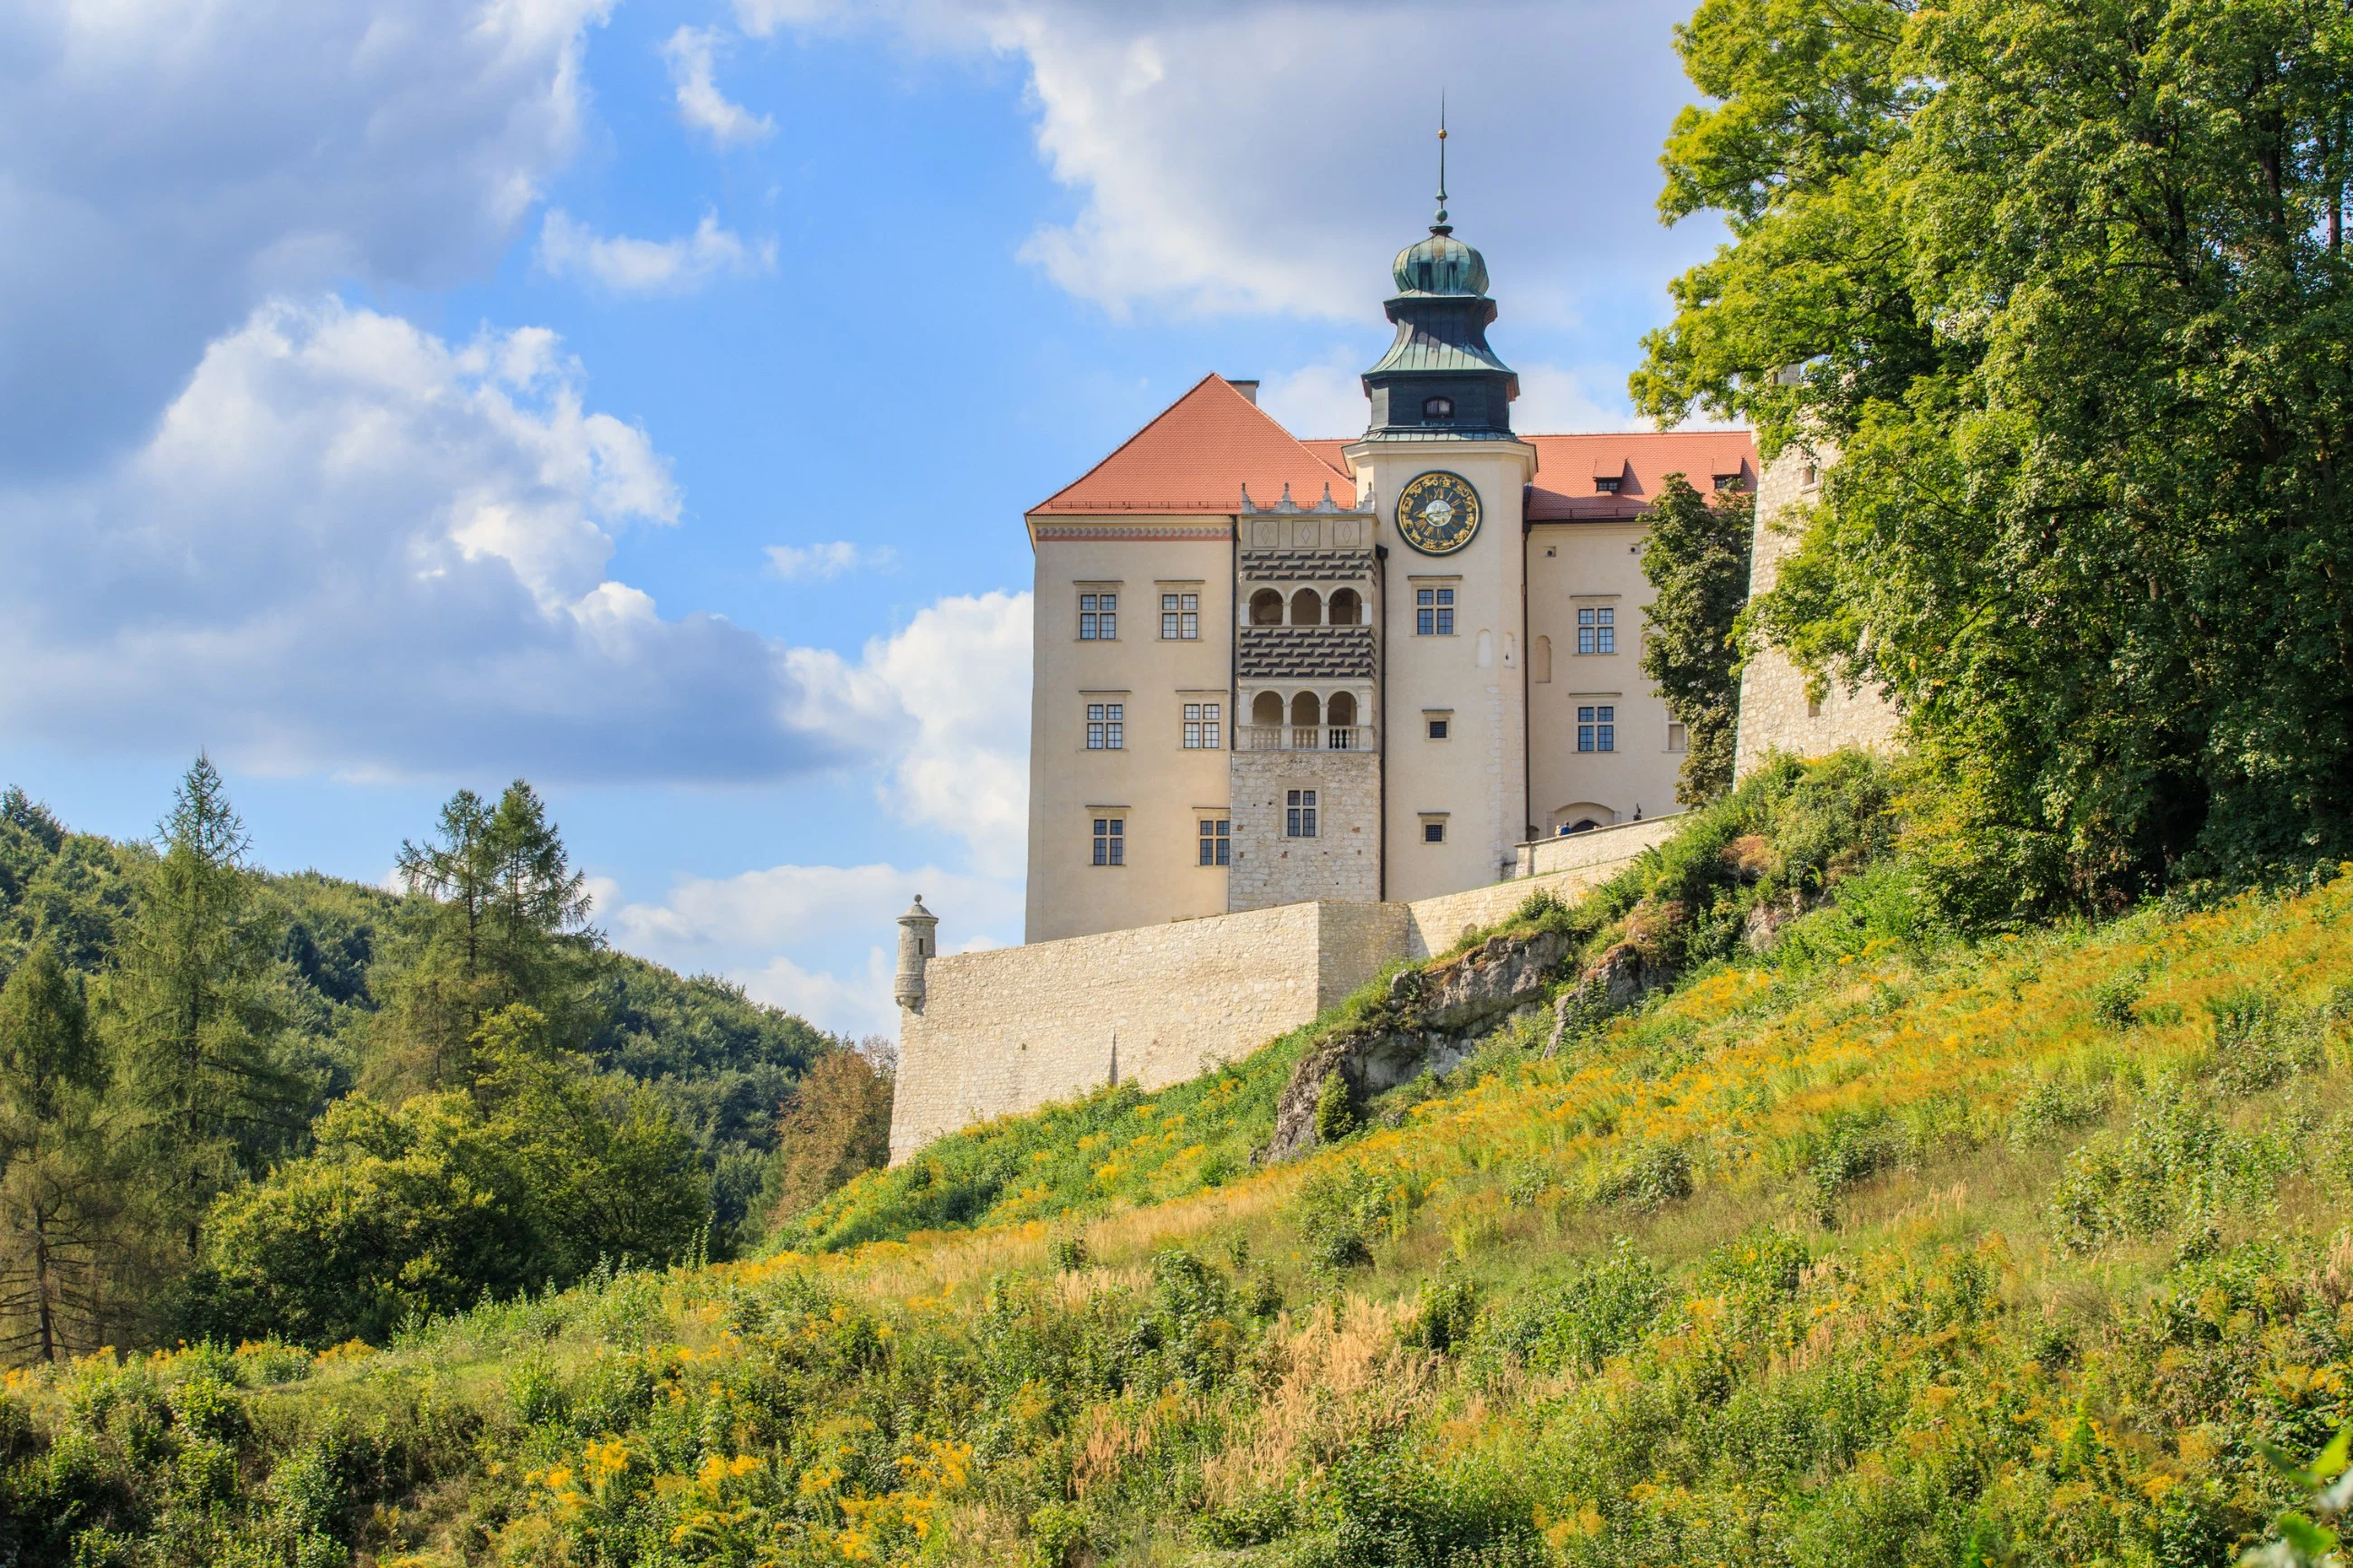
[1264,928,1569,1162]
[1545,942,1662,1054]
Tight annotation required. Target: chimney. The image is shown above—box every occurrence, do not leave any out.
[1224,378,1260,404]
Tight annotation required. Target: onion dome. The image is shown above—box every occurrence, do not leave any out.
[1391,229,1489,298]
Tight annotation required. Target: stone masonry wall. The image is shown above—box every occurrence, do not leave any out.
[1733,443,1900,779]
[1227,749,1381,911]
[1405,813,1683,957]
[891,899,1403,1164]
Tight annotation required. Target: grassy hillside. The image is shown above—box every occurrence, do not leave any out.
[9,764,2353,1566]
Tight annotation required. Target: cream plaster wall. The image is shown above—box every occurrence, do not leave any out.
[1731,445,1900,780]
[1349,439,1537,901]
[1024,521,1236,942]
[890,898,1406,1163]
[1526,520,1685,832]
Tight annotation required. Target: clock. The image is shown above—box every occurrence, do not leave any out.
[1395,470,1481,556]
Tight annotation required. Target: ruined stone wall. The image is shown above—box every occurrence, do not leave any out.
[1227,749,1381,911]
[1733,443,1900,779]
[890,899,1405,1164]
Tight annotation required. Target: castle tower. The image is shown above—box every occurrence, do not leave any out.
[894,895,938,1012]
[1342,119,1535,898]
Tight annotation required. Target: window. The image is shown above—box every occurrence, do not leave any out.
[1286,789,1318,839]
[1595,476,1622,494]
[1806,694,1824,719]
[1426,717,1450,740]
[1423,820,1447,843]
[1423,395,1453,419]
[1666,721,1689,753]
[1713,472,1744,492]
[1161,592,1199,640]
[1085,702,1124,749]
[1415,586,1455,636]
[1577,705,1616,753]
[1576,606,1615,654]
[1182,702,1222,749]
[1079,592,1117,640]
[1198,818,1230,866]
[1091,817,1124,866]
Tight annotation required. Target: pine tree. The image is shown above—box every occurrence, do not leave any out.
[0,941,132,1361]
[109,755,300,1255]
[381,781,595,1096]
[1638,475,1756,804]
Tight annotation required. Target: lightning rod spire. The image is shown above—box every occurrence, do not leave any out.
[1433,94,1451,234]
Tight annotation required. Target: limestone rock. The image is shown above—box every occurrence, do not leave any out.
[1545,942,1660,1055]
[1265,927,1570,1162]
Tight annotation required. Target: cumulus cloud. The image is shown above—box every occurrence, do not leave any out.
[662,25,776,147]
[735,0,1714,324]
[538,211,775,295]
[609,860,1024,1037]
[0,0,609,472]
[766,541,898,580]
[787,593,1034,876]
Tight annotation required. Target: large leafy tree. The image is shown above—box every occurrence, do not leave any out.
[1634,0,2353,909]
[1639,475,1757,804]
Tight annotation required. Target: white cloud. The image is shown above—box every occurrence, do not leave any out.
[0,297,821,782]
[609,861,1024,1038]
[538,210,775,296]
[1513,363,1648,433]
[766,541,899,580]
[1259,350,1372,441]
[787,593,1034,876]
[662,25,776,147]
[0,0,610,472]
[737,1,1716,325]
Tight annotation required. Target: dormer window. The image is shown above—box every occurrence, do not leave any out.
[1713,471,1746,492]
[1595,476,1622,494]
[1423,396,1453,420]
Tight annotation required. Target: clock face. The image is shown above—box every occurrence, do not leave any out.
[1395,470,1481,556]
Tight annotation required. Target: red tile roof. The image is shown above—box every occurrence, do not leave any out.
[1029,375,1354,516]
[1522,432,1757,522]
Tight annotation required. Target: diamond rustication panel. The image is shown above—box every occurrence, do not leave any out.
[1237,625,1377,679]
[1239,549,1375,582]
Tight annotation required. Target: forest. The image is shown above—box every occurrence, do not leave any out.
[0,762,864,1361]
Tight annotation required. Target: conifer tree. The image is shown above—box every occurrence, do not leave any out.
[383,780,594,1094]
[1638,475,1756,804]
[0,941,134,1361]
[109,755,300,1254]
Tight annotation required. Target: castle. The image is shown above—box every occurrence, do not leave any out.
[886,187,1896,1162]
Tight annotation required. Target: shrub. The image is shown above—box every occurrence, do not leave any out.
[1313,1069,1358,1144]
[2050,1085,2301,1252]
[1588,1140,1695,1210]
[1292,1164,1404,1271]
[1481,1239,1664,1375]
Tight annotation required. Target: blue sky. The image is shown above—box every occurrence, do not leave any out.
[0,0,1720,1037]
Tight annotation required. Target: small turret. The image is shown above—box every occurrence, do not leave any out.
[894,895,938,1012]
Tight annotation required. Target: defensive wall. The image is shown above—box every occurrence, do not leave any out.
[888,812,1682,1163]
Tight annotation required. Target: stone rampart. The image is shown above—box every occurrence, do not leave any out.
[891,898,1405,1163]
[1406,813,1682,957]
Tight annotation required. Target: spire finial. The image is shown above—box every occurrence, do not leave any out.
[1433,94,1451,234]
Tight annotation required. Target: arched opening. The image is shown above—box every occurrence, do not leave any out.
[1327,690,1358,749]
[1533,634,1552,683]
[1565,819,1601,835]
[1251,690,1283,743]
[1249,589,1283,625]
[1552,803,1615,836]
[1329,588,1362,625]
[1290,690,1321,727]
[1290,588,1323,626]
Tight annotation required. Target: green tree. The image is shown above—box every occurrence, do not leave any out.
[0,942,137,1362]
[109,756,300,1253]
[1639,474,1756,803]
[194,1004,709,1346]
[1634,0,2353,908]
[382,781,594,1095]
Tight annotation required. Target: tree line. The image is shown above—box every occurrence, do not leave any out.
[0,759,882,1359]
